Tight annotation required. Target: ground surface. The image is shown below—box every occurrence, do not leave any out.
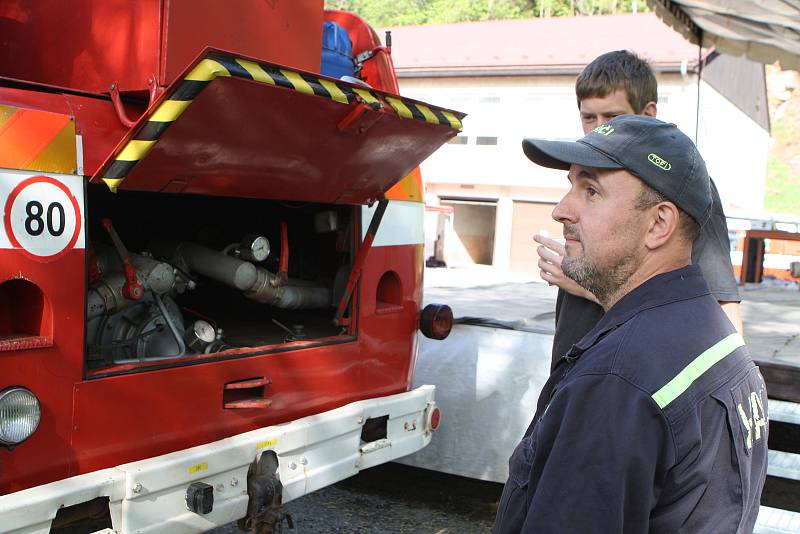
[740,283,800,364]
[208,463,501,534]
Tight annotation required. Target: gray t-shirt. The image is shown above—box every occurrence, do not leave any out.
[550,179,740,370]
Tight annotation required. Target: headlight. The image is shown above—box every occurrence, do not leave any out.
[0,387,41,446]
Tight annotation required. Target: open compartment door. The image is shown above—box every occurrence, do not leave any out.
[91,49,465,204]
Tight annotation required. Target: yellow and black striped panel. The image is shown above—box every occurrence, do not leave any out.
[100,52,465,192]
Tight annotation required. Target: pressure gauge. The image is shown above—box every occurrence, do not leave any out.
[185,320,216,352]
[240,235,270,263]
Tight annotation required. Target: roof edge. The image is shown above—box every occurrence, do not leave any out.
[396,62,696,78]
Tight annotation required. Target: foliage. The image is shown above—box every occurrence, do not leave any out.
[324,0,648,26]
[765,159,800,216]
[764,94,800,217]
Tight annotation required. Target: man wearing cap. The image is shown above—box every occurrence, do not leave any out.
[493,115,767,534]
[535,51,742,375]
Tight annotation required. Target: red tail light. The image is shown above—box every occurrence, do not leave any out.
[420,304,453,340]
[425,402,442,432]
[429,406,441,430]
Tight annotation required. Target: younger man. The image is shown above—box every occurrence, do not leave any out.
[534,51,742,369]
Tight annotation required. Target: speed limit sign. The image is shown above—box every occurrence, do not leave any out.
[2,175,83,261]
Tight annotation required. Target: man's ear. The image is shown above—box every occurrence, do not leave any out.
[644,202,679,250]
[642,101,657,117]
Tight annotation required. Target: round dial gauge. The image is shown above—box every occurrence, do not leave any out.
[193,320,216,343]
[241,235,270,263]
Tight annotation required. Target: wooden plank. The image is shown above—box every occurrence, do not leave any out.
[757,359,800,403]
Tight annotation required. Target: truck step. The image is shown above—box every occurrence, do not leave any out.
[768,450,800,481]
[769,399,800,425]
[755,506,800,534]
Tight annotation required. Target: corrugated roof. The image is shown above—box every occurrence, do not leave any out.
[385,13,704,76]
[648,0,800,70]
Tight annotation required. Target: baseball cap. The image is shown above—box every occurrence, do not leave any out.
[522,115,711,225]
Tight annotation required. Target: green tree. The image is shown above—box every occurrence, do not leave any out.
[324,0,647,26]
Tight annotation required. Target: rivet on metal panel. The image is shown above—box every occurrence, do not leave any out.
[216,484,225,493]
[230,477,239,487]
[289,462,298,470]
[132,483,143,494]
[300,457,308,466]
[357,416,364,425]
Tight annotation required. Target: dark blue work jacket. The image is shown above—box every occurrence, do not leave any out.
[494,265,768,534]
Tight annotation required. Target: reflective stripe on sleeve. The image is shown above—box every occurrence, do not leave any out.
[652,333,746,409]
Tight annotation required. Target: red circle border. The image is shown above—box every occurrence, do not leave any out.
[3,175,82,263]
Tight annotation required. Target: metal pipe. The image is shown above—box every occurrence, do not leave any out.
[87,275,129,319]
[150,240,258,290]
[244,268,331,309]
[95,246,176,295]
[151,239,330,309]
[279,221,289,283]
[154,293,186,357]
[276,285,331,309]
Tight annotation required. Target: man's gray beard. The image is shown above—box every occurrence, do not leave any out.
[562,249,642,308]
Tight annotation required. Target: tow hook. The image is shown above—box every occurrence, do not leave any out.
[237,450,293,533]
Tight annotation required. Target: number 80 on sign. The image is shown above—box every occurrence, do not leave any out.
[3,175,82,261]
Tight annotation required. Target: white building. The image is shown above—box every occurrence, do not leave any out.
[388,14,770,272]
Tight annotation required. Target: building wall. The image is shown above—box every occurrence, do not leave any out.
[695,83,770,214]
[402,69,769,273]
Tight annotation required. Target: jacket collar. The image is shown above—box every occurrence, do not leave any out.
[564,264,710,361]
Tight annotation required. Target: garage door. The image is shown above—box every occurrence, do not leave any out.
[441,199,497,266]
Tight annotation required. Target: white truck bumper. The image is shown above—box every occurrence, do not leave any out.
[0,385,436,534]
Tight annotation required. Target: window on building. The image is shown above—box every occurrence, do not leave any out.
[448,135,469,145]
[475,136,498,146]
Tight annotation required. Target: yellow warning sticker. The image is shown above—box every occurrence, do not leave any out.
[256,438,278,450]
[188,462,208,474]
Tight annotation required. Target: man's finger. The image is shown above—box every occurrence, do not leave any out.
[537,245,563,266]
[538,257,556,274]
[540,270,557,286]
[533,234,566,256]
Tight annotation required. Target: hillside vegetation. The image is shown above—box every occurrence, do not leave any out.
[766,67,800,218]
[324,0,646,26]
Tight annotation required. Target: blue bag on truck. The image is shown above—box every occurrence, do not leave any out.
[321,21,355,79]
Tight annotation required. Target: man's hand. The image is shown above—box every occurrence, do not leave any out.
[720,301,744,334]
[534,234,599,304]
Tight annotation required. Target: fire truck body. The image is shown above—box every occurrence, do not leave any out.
[0,1,461,531]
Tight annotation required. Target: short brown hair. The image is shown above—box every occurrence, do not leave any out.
[576,50,658,114]
[635,182,700,243]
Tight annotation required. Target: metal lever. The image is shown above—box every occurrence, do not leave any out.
[102,218,143,301]
[334,199,388,327]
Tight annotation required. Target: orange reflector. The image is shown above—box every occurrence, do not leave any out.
[0,105,76,174]
[384,167,423,202]
[420,303,453,340]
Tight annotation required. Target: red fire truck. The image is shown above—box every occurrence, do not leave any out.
[0,1,461,532]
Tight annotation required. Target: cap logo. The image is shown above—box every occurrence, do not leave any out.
[648,153,672,171]
[593,124,614,136]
